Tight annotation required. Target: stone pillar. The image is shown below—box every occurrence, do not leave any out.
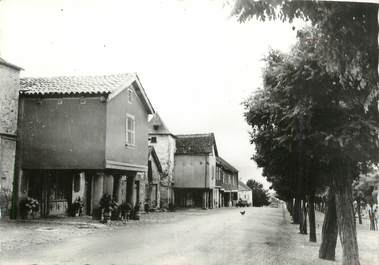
[202,190,208,209]
[103,174,114,196]
[126,172,136,206]
[113,175,122,203]
[210,189,214,209]
[92,173,104,210]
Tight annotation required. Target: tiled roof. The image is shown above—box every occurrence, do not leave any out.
[238,181,252,191]
[148,113,174,136]
[20,73,136,96]
[216,156,238,174]
[0,57,23,70]
[175,133,218,156]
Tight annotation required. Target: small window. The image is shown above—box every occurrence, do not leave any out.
[126,114,135,146]
[128,89,133,103]
[151,136,157,143]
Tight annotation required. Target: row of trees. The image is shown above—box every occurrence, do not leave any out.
[232,2,379,265]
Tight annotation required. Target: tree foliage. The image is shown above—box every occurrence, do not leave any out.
[233,1,379,108]
[246,179,270,207]
[354,165,379,205]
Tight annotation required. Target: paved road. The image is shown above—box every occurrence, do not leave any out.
[1,207,293,265]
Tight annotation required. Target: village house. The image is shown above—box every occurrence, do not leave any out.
[0,57,23,218]
[216,156,239,207]
[238,180,253,206]
[13,73,155,218]
[148,113,176,208]
[146,146,163,209]
[173,133,218,209]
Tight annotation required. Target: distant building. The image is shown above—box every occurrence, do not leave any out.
[148,113,176,208]
[14,73,155,218]
[238,181,252,206]
[0,57,22,218]
[216,157,239,207]
[174,133,218,208]
[146,146,163,209]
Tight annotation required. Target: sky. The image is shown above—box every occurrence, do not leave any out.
[0,0,304,189]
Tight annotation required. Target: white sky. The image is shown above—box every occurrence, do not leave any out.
[0,0,304,189]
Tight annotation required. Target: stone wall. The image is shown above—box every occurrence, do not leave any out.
[149,134,176,207]
[147,155,161,208]
[0,62,21,218]
[149,135,176,179]
[0,64,20,135]
[0,136,16,190]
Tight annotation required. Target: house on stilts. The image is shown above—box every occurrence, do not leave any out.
[13,73,155,218]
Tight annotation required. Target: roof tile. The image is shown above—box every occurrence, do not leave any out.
[176,133,216,155]
[20,73,136,95]
[216,156,238,174]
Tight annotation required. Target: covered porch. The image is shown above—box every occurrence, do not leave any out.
[19,169,146,218]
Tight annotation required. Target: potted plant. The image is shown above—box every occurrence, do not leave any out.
[119,202,133,221]
[71,197,84,217]
[19,197,40,219]
[144,200,150,213]
[99,194,118,223]
[130,202,141,220]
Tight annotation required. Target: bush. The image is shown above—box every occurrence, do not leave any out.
[71,197,84,216]
[99,194,118,213]
[19,197,40,218]
[119,202,133,220]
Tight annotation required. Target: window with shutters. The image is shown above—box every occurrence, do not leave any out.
[126,114,135,146]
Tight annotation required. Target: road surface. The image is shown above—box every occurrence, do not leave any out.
[0,207,322,265]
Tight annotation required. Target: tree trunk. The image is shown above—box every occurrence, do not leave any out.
[333,168,361,265]
[287,199,293,217]
[319,188,338,261]
[303,200,308,234]
[299,199,307,234]
[357,198,362,225]
[369,205,376,231]
[293,198,301,224]
[309,193,316,242]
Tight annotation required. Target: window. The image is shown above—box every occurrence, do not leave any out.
[151,136,157,143]
[128,89,133,103]
[126,114,135,146]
